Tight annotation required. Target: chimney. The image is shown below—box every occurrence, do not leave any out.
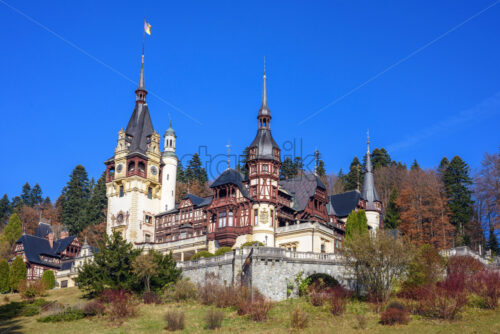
[48,232,54,248]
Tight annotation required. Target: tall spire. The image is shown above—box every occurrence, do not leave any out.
[361,131,379,205]
[136,51,147,103]
[258,58,271,129]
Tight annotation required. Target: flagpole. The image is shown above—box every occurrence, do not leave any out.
[142,17,145,62]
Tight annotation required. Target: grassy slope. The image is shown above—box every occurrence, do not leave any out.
[1,288,499,334]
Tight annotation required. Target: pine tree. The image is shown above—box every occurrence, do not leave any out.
[371,148,392,170]
[0,259,9,293]
[437,157,449,180]
[42,196,51,206]
[176,160,186,183]
[345,210,368,240]
[293,157,303,176]
[345,157,362,191]
[239,146,250,178]
[487,228,499,254]
[10,196,22,212]
[21,182,32,206]
[443,156,474,246]
[0,194,10,225]
[86,172,107,227]
[186,153,208,184]
[9,256,26,291]
[384,187,400,229]
[281,157,294,179]
[4,213,22,245]
[410,159,421,171]
[62,165,91,234]
[30,183,43,207]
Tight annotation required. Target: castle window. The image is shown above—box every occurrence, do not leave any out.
[218,211,227,228]
[262,164,269,173]
[119,186,124,197]
[128,161,135,172]
[228,211,233,226]
[270,210,274,227]
[219,188,227,198]
[254,209,258,226]
[321,244,325,253]
[145,234,151,243]
[138,162,145,173]
[145,215,152,224]
[167,174,169,180]
[147,187,153,199]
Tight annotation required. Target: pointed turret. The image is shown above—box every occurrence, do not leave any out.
[258,64,270,119]
[361,132,380,207]
[136,55,147,103]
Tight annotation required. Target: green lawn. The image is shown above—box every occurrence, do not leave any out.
[1,287,499,333]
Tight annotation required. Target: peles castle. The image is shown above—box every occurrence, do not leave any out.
[104,55,382,261]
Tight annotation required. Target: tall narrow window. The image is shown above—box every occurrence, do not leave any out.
[147,187,152,199]
[254,209,258,226]
[119,186,124,197]
[270,210,274,227]
[228,211,234,226]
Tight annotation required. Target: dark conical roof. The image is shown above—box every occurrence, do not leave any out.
[249,129,280,160]
[125,103,154,154]
[361,137,380,205]
[210,169,250,198]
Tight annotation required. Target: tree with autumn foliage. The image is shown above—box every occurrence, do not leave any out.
[397,169,454,250]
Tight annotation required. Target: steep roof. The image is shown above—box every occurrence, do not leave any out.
[35,222,52,238]
[210,169,250,198]
[279,174,325,211]
[249,129,280,160]
[329,190,361,217]
[183,194,212,208]
[125,102,154,155]
[15,234,78,269]
[361,138,380,206]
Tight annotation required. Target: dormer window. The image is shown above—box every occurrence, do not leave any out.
[128,161,135,172]
[138,162,145,173]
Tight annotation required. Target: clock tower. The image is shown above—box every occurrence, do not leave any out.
[105,54,164,244]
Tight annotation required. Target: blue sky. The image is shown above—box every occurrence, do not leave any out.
[0,0,499,201]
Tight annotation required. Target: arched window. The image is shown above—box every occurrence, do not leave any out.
[138,162,145,173]
[128,161,135,172]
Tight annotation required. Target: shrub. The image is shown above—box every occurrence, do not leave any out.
[168,279,198,302]
[398,285,433,300]
[214,247,233,256]
[3,296,9,303]
[18,280,47,301]
[330,286,351,316]
[248,299,272,322]
[404,244,445,289]
[190,251,214,260]
[380,302,409,325]
[416,287,467,320]
[355,314,367,329]
[241,241,264,248]
[9,256,27,291]
[37,307,84,323]
[0,301,26,321]
[165,310,185,331]
[205,309,224,330]
[142,291,162,305]
[470,270,500,309]
[199,281,220,306]
[447,256,484,277]
[215,286,240,308]
[0,260,9,294]
[99,289,131,304]
[21,299,50,317]
[100,289,137,323]
[309,289,328,306]
[437,273,466,294]
[82,301,106,317]
[290,307,308,329]
[41,270,56,290]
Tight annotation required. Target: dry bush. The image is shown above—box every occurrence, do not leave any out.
[142,291,162,305]
[103,290,138,324]
[447,256,484,277]
[198,281,221,305]
[3,296,9,303]
[355,314,367,329]
[82,301,106,317]
[330,286,351,316]
[248,299,272,322]
[165,309,185,331]
[18,280,47,301]
[290,307,308,329]
[205,309,224,330]
[309,290,329,307]
[380,302,409,325]
[416,287,467,320]
[470,270,500,309]
[168,279,198,302]
[99,289,132,304]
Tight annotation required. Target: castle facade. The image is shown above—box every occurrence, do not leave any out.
[105,56,382,261]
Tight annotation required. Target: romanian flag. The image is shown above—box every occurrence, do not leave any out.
[144,20,152,35]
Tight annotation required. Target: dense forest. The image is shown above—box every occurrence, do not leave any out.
[0,147,498,259]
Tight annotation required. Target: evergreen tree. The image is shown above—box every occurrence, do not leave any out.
[86,172,107,227]
[410,159,421,171]
[281,157,295,179]
[62,165,91,234]
[41,270,56,289]
[42,196,51,206]
[437,157,449,180]
[150,251,181,292]
[239,146,250,178]
[176,160,186,183]
[76,232,142,296]
[21,182,31,206]
[293,157,304,176]
[443,156,474,246]
[345,210,368,240]
[30,183,43,207]
[10,196,22,212]
[371,148,392,170]
[4,213,22,245]
[9,256,26,291]
[487,228,499,254]
[0,194,10,225]
[0,259,9,293]
[185,153,208,184]
[345,157,362,191]
[316,160,326,176]
[384,187,400,229]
